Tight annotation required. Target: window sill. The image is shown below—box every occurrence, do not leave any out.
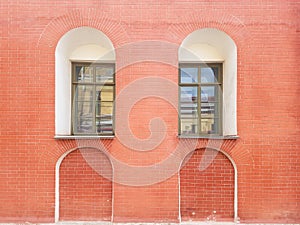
[178,135,239,140]
[54,135,115,139]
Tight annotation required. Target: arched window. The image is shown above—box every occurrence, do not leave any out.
[178,28,237,137]
[55,27,115,137]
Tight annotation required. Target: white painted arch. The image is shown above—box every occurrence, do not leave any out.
[55,26,115,136]
[179,28,238,136]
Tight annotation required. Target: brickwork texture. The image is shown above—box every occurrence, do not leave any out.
[0,0,299,224]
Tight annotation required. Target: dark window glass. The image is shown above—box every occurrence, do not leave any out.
[179,64,222,136]
[72,63,115,135]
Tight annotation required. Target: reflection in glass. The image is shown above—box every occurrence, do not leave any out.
[180,67,198,83]
[180,102,198,117]
[76,101,93,116]
[75,116,94,133]
[75,85,93,101]
[75,66,93,82]
[181,118,199,134]
[73,63,115,135]
[96,66,114,83]
[180,87,197,102]
[201,67,218,83]
[180,86,199,134]
[95,86,113,134]
[201,118,216,134]
[201,86,218,102]
[201,103,217,118]
[96,86,114,101]
[179,63,222,135]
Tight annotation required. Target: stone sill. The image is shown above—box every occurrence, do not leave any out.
[178,135,239,140]
[54,135,115,139]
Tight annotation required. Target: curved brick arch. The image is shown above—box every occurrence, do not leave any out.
[167,10,251,46]
[195,139,254,169]
[37,8,129,49]
[39,139,114,167]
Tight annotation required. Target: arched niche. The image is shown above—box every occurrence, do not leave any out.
[55,26,115,136]
[179,28,237,136]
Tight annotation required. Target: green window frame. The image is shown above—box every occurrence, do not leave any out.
[179,63,222,136]
[72,62,115,135]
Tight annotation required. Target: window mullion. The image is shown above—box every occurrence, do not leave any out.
[71,62,115,136]
[73,83,77,134]
[92,84,96,134]
[179,63,223,136]
[198,65,201,135]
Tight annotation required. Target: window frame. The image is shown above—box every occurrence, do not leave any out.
[178,63,223,137]
[71,62,115,136]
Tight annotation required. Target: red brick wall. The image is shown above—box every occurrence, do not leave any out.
[113,176,179,223]
[59,148,112,221]
[180,148,234,221]
[0,0,299,223]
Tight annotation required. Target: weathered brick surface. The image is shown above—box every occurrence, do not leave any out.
[180,149,234,221]
[59,149,112,221]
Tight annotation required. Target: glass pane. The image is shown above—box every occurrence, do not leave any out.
[96,86,114,101]
[74,85,93,101]
[201,86,219,102]
[180,87,198,102]
[201,102,217,118]
[181,118,199,135]
[180,102,198,118]
[96,119,113,134]
[96,101,113,134]
[75,116,94,134]
[96,102,113,117]
[180,67,198,83]
[96,66,114,83]
[213,118,220,134]
[201,118,217,134]
[201,67,219,83]
[75,101,93,117]
[75,65,93,82]
[74,100,95,134]
[95,81,113,134]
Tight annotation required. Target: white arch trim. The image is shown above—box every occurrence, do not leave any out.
[54,147,114,222]
[178,148,238,222]
[219,149,238,222]
[55,26,115,136]
[179,28,238,136]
